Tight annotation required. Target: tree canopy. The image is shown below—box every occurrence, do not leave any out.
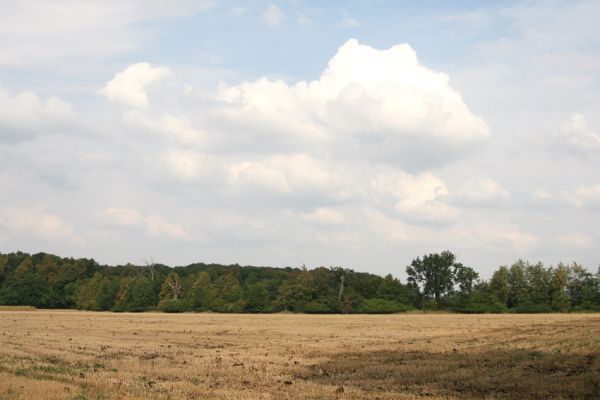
[0,250,599,313]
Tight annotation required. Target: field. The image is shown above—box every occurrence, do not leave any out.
[1,311,599,399]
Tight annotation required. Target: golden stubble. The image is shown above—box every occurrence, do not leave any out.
[1,311,599,399]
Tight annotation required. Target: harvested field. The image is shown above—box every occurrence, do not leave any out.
[1,311,599,399]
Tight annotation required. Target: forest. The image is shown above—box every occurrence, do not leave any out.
[0,250,599,313]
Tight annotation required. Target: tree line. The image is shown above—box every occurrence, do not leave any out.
[0,251,599,313]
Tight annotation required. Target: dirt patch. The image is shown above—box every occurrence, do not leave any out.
[300,348,600,399]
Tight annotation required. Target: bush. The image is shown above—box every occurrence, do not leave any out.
[357,298,412,314]
[572,303,600,312]
[454,301,508,314]
[158,299,187,313]
[512,303,553,313]
[303,300,335,313]
[209,299,246,313]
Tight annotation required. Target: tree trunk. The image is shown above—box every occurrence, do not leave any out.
[338,272,345,302]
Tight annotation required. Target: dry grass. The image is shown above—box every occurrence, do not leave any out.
[0,306,36,311]
[1,311,599,400]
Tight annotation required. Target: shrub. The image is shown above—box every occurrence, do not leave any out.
[512,303,553,313]
[454,301,508,314]
[158,299,188,313]
[303,300,334,313]
[357,298,412,314]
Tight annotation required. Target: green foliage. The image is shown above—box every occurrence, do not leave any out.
[124,276,157,312]
[244,282,271,312]
[303,299,335,313]
[407,251,476,305]
[454,264,479,295]
[187,271,217,310]
[488,266,510,305]
[274,269,315,311]
[407,251,457,303]
[1,250,600,313]
[377,274,410,303]
[451,288,508,314]
[508,261,530,308]
[550,264,570,312]
[158,299,188,313]
[356,298,412,314]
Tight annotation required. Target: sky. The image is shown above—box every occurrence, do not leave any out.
[0,0,599,279]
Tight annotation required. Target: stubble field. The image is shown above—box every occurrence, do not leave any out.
[1,311,599,400]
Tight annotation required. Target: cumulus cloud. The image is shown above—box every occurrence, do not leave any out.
[104,63,171,109]
[101,40,487,225]
[107,40,489,169]
[529,189,554,205]
[262,4,284,28]
[226,154,352,203]
[214,39,489,167]
[3,2,599,275]
[144,215,186,238]
[335,16,360,29]
[454,178,510,206]
[124,110,205,145]
[102,207,144,227]
[303,208,345,225]
[0,207,81,243]
[162,150,208,181]
[102,207,186,238]
[0,87,74,143]
[557,232,593,249]
[0,0,213,66]
[559,113,600,154]
[362,207,425,243]
[566,184,600,208]
[371,170,457,224]
[454,223,539,253]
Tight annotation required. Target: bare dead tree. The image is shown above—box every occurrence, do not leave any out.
[162,271,182,300]
[338,269,345,303]
[142,257,156,281]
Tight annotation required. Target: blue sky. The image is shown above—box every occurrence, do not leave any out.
[1,1,599,278]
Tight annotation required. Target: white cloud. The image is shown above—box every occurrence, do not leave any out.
[436,10,492,30]
[0,207,81,243]
[3,2,600,275]
[557,232,593,249]
[529,189,553,204]
[226,153,349,200]
[104,63,171,109]
[101,207,186,239]
[362,208,424,243]
[229,160,291,194]
[262,4,284,28]
[214,39,489,167]
[336,16,360,29]
[124,110,205,145]
[102,207,144,226]
[100,40,488,226]
[107,40,489,171]
[559,113,600,154]
[163,150,205,181]
[0,87,74,142]
[144,215,186,238]
[566,184,600,208]
[454,223,539,253]
[454,178,510,206]
[0,0,213,66]
[303,207,345,225]
[371,170,457,223]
